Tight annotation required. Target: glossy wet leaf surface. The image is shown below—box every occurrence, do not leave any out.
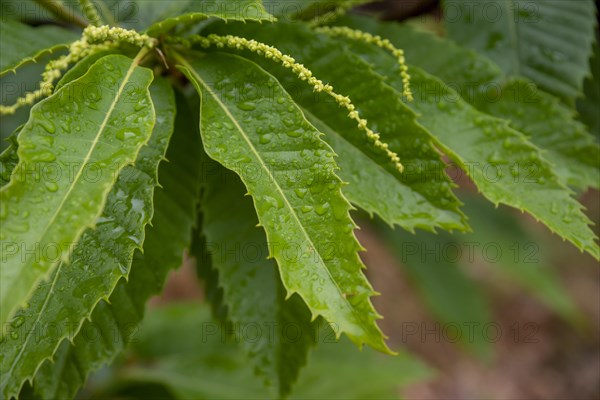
[0,54,155,333]
[209,21,467,234]
[340,15,600,192]
[1,4,597,399]
[444,0,597,105]
[0,131,19,187]
[0,78,175,400]
[473,78,599,190]
[178,51,391,353]
[30,92,202,400]
[199,158,316,397]
[333,30,598,259]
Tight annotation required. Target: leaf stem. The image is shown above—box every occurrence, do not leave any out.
[78,0,105,26]
[132,45,152,67]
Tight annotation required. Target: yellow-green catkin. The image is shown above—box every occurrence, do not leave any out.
[175,34,404,173]
[316,26,413,101]
[307,1,366,28]
[0,26,156,115]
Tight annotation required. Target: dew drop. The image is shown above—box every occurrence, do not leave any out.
[45,181,59,192]
[301,205,313,213]
[134,100,147,111]
[259,134,273,144]
[31,151,56,163]
[38,119,56,134]
[237,102,256,111]
[294,188,308,199]
[11,316,24,328]
[39,135,54,146]
[128,234,141,246]
[261,195,282,212]
[315,203,330,216]
[116,129,139,141]
[286,130,302,138]
[118,262,128,274]
[10,331,18,340]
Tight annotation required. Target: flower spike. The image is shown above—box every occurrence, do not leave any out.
[0,26,156,115]
[315,26,413,102]
[172,34,404,173]
[307,1,368,27]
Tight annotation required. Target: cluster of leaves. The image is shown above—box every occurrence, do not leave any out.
[0,0,598,399]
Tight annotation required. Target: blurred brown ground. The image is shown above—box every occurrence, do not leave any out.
[360,193,600,400]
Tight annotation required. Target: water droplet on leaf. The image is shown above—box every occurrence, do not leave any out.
[45,181,59,192]
[294,188,308,199]
[38,119,56,134]
[11,316,24,328]
[315,203,330,216]
[237,102,256,111]
[259,134,273,144]
[116,129,139,141]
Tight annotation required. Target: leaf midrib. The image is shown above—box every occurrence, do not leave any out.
[178,57,367,332]
[23,51,145,269]
[2,52,146,395]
